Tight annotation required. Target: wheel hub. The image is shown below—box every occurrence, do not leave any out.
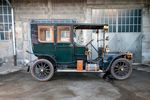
[40,68,44,72]
[119,66,124,71]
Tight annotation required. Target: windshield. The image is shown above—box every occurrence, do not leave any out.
[73,29,84,46]
[73,29,100,46]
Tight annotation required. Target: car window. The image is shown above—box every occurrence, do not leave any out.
[38,26,54,42]
[57,26,71,42]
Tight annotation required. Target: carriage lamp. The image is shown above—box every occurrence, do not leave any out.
[105,45,110,53]
[126,52,133,60]
[103,25,109,32]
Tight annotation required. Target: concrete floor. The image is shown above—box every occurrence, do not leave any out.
[0,69,149,100]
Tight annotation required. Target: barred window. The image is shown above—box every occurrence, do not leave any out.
[92,9,142,33]
[0,0,12,40]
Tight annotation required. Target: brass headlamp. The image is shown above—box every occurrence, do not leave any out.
[103,25,109,32]
[126,52,133,60]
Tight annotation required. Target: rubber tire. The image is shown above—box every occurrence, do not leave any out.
[110,58,132,80]
[30,59,54,81]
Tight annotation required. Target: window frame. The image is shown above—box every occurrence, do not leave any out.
[92,9,142,33]
[38,25,54,43]
[57,26,72,43]
[0,0,12,41]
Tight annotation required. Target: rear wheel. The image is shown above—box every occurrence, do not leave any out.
[110,58,132,80]
[30,59,54,81]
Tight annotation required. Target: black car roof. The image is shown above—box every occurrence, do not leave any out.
[30,19,108,29]
[73,23,107,29]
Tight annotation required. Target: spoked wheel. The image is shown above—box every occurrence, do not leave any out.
[30,59,54,81]
[110,58,132,80]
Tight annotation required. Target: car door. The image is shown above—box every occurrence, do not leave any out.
[55,25,75,64]
[33,25,55,56]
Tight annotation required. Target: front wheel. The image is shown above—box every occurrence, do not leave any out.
[110,58,132,80]
[30,59,54,81]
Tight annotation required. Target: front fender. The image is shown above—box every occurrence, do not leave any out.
[100,52,132,72]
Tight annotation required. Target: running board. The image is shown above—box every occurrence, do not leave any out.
[57,69,103,73]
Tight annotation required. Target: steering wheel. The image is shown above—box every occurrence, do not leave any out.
[85,39,94,47]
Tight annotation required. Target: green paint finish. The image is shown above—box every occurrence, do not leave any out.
[33,42,86,64]
[75,46,85,55]
[56,43,75,63]
[33,43,55,57]
[75,46,87,61]
[33,43,76,63]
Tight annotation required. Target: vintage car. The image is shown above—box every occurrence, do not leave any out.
[29,19,133,81]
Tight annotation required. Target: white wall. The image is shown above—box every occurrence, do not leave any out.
[142,7,150,64]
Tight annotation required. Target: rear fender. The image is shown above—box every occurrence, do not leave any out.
[27,54,57,72]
